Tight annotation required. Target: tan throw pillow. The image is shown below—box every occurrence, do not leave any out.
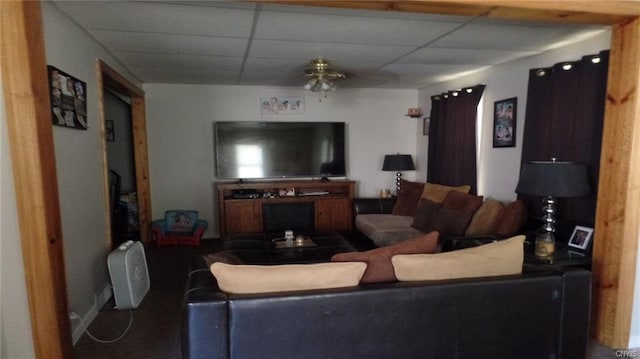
[494,200,528,236]
[465,200,505,236]
[331,231,439,283]
[391,179,425,216]
[392,235,525,281]
[210,262,366,294]
[412,199,473,236]
[421,183,471,203]
[442,190,484,214]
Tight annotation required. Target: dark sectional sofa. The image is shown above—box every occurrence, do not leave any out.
[182,265,591,359]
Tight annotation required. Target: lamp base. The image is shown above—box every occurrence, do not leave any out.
[534,232,555,257]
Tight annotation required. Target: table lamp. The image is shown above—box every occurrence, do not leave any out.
[515,159,590,257]
[382,154,415,194]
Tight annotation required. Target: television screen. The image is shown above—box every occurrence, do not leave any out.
[215,121,346,180]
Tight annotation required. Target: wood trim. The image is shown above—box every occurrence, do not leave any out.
[97,61,152,244]
[592,17,640,348]
[0,1,72,358]
[3,0,638,354]
[131,96,152,243]
[267,1,640,24]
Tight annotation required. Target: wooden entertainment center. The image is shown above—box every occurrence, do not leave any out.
[216,180,355,237]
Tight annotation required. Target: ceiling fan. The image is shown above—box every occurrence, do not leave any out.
[303,58,346,94]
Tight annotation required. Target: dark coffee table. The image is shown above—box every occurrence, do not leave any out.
[220,232,358,265]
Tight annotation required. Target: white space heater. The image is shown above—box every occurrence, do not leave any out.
[108,240,150,310]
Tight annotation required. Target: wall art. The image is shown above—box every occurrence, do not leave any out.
[48,65,87,130]
[260,97,305,115]
[493,97,517,148]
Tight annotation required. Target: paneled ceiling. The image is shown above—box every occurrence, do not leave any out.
[52,1,609,89]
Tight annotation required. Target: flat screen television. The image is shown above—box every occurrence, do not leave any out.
[214,121,346,180]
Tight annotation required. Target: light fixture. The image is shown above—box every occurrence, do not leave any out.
[304,58,345,99]
[515,158,590,257]
[382,154,416,194]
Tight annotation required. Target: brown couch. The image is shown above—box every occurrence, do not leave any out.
[353,180,528,247]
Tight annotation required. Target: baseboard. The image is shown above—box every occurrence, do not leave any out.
[70,284,113,345]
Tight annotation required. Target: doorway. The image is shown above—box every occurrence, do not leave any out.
[104,89,139,247]
[98,61,152,247]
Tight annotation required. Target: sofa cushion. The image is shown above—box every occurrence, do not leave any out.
[421,182,471,203]
[494,200,528,236]
[465,200,505,235]
[210,262,367,294]
[412,199,473,236]
[392,235,525,281]
[331,231,439,283]
[356,214,425,247]
[203,251,244,266]
[442,191,484,214]
[391,180,425,216]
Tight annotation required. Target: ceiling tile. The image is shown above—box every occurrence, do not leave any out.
[91,30,248,56]
[399,47,539,65]
[113,52,242,71]
[250,39,414,64]
[431,22,599,51]
[255,10,462,46]
[54,1,255,37]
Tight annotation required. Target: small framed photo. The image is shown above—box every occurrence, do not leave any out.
[493,97,517,148]
[568,225,594,250]
[422,117,430,136]
[105,120,115,142]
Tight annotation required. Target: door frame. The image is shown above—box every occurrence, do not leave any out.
[2,1,640,357]
[98,61,152,246]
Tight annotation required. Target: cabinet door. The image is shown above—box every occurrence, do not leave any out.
[225,201,262,235]
[315,198,352,232]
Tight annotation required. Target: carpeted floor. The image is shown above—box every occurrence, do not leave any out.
[72,238,633,359]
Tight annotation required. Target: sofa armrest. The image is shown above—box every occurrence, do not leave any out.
[353,198,396,216]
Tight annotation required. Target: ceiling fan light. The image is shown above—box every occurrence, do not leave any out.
[320,80,332,91]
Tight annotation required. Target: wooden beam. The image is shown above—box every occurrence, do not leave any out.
[264,1,639,24]
[592,16,640,348]
[0,1,72,358]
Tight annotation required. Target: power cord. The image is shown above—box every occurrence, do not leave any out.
[69,310,134,343]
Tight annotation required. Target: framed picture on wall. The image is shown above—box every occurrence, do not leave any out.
[423,117,430,136]
[47,65,88,130]
[493,97,517,148]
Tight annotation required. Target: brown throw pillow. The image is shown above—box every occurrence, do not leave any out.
[465,200,505,235]
[412,199,473,236]
[442,191,484,214]
[421,183,471,203]
[331,231,439,283]
[494,200,528,236]
[391,179,425,216]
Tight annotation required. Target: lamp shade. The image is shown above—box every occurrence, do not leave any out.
[382,154,415,171]
[515,161,590,198]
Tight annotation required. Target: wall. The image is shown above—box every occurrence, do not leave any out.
[41,2,142,343]
[417,30,612,201]
[144,85,419,238]
[1,79,36,358]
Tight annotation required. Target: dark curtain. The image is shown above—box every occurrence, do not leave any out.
[428,84,485,194]
[520,50,609,235]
